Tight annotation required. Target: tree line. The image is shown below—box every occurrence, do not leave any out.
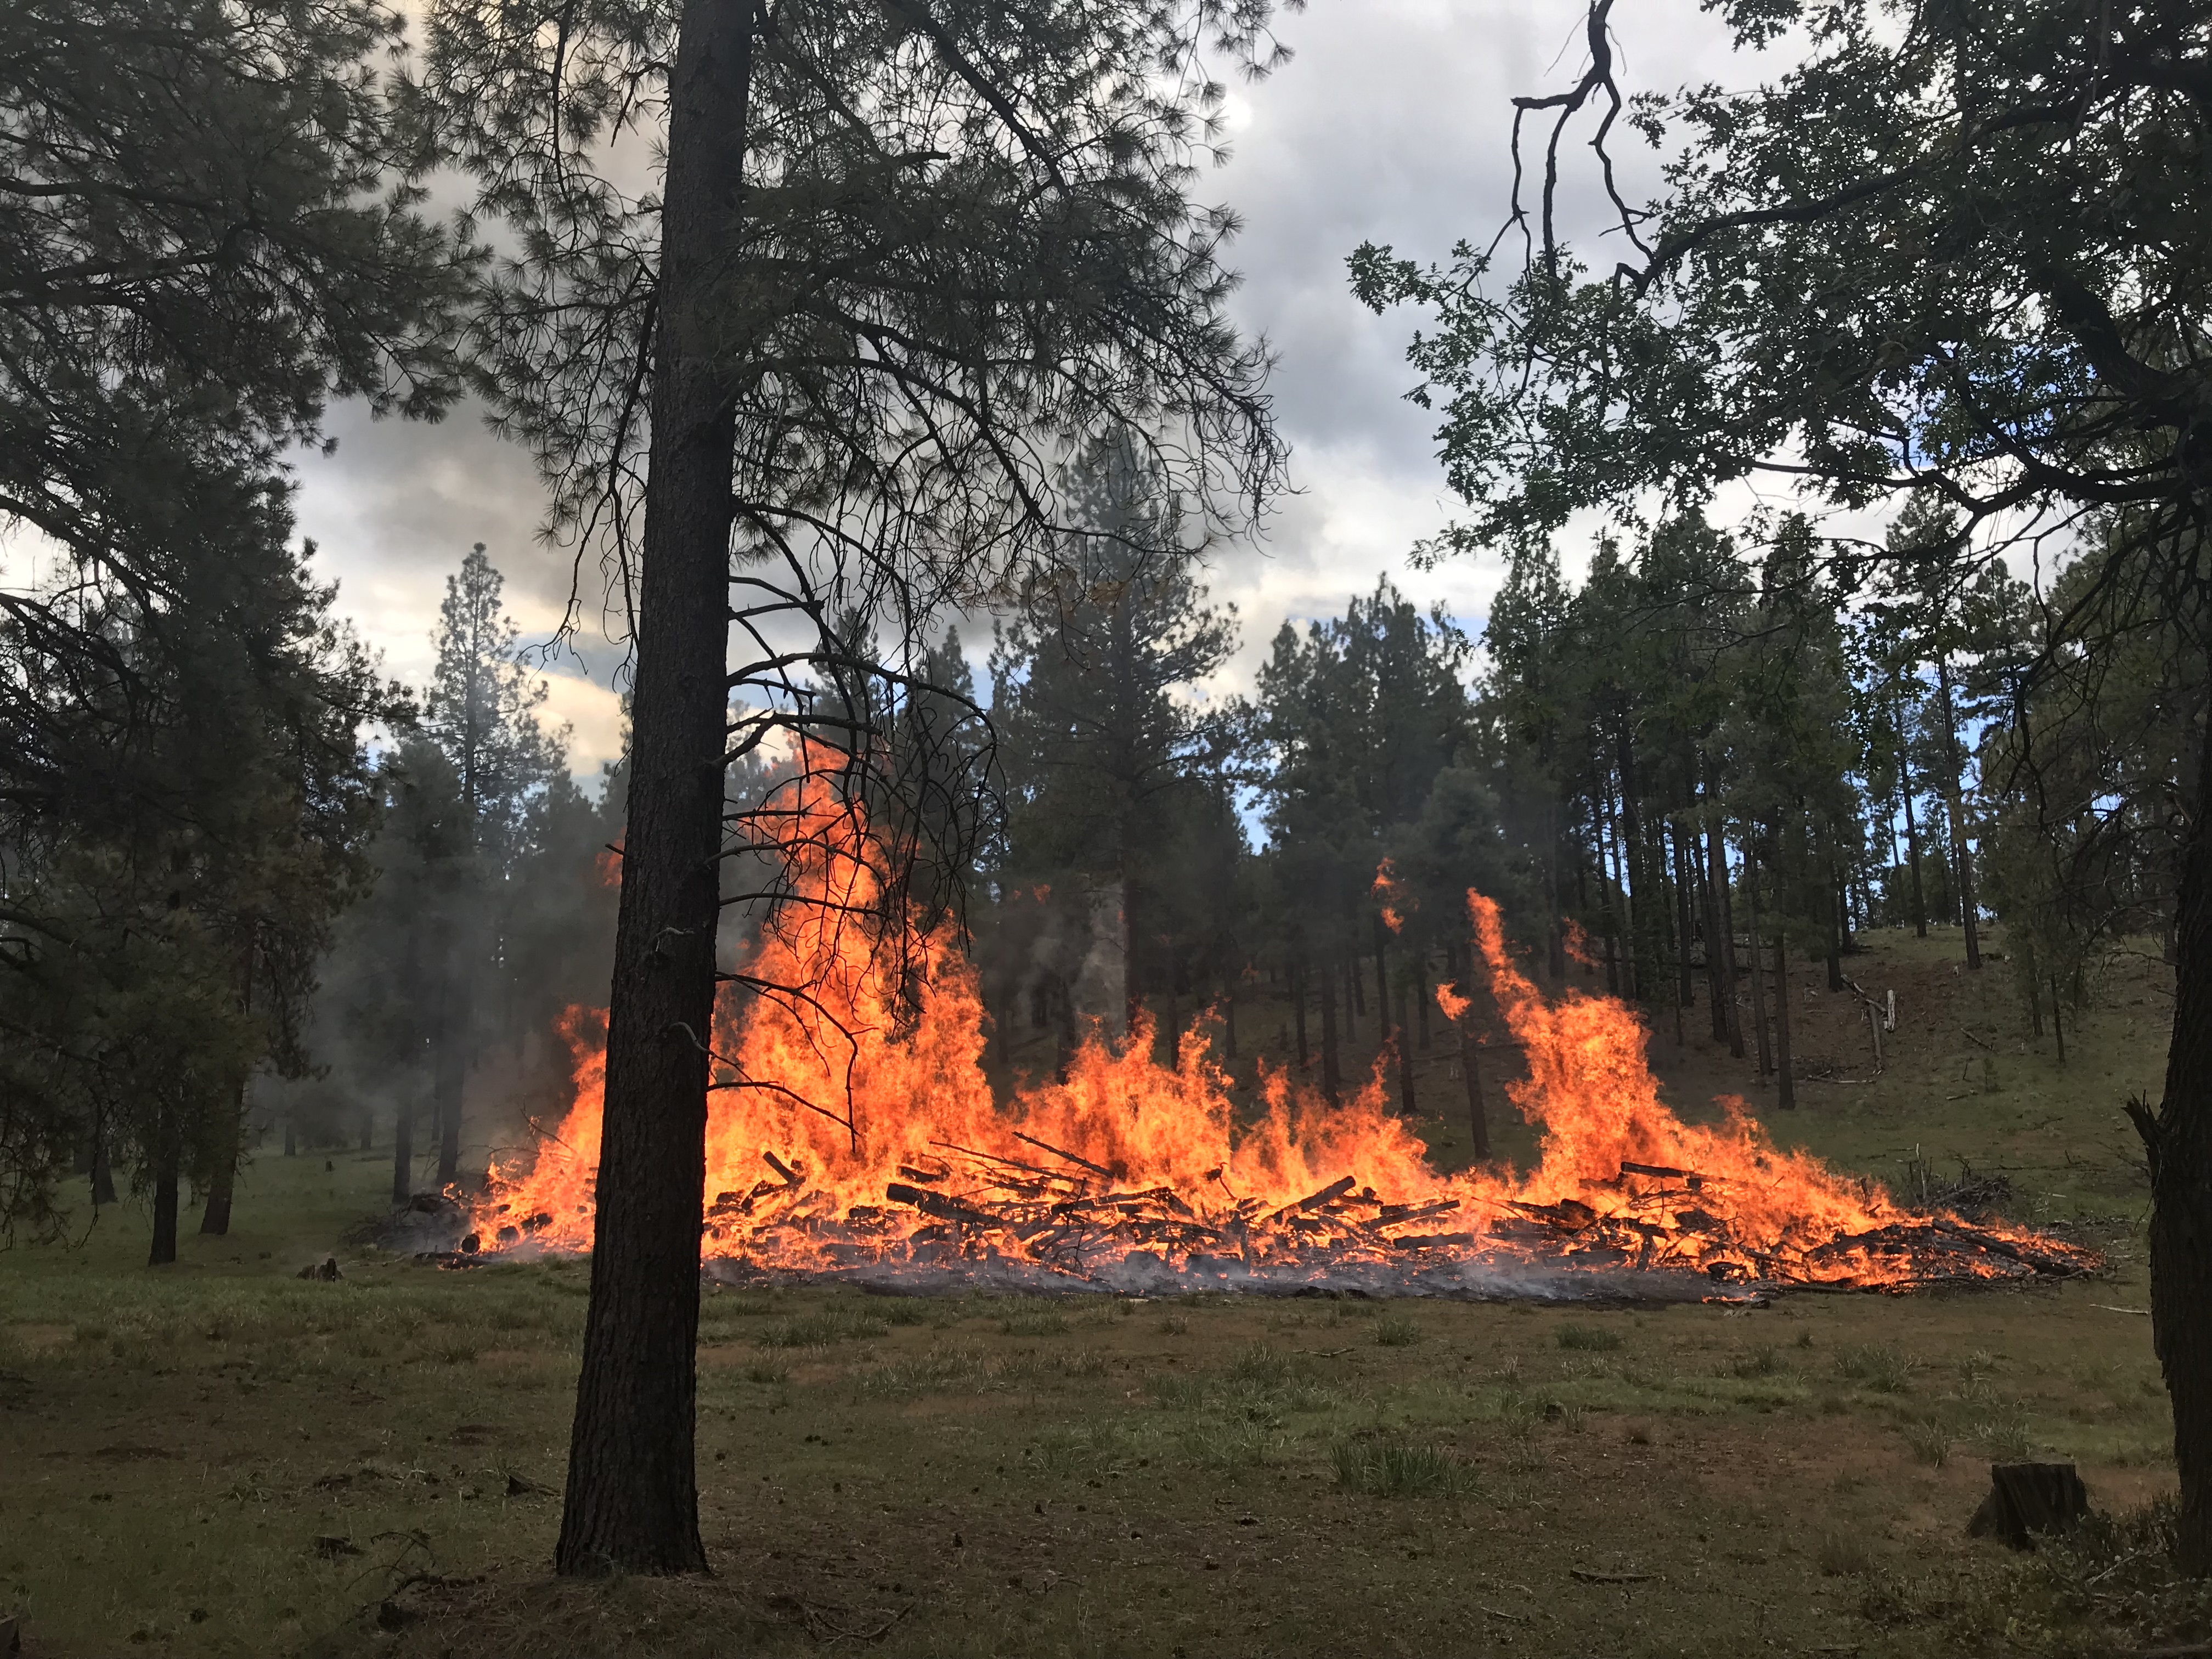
[3,0,2206,1589]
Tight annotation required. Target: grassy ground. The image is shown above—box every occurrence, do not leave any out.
[0,926,2192,1658]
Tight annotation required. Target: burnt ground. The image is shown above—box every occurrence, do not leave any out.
[0,924,2191,1658]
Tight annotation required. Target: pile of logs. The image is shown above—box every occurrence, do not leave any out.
[690,1137,2100,1291]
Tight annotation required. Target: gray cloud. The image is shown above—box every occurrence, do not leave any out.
[292,0,1743,766]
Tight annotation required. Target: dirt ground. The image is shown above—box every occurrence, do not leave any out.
[0,925,2191,1658]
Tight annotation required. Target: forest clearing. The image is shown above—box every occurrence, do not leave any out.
[5,0,2208,1652]
[1,928,2185,1657]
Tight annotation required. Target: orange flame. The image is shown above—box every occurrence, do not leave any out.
[470,794,2093,1292]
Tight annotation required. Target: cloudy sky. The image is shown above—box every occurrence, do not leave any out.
[291,0,1738,781]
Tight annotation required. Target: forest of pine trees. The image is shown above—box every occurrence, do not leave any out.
[4,0,2209,1615]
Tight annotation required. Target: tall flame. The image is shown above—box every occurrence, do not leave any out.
[470,788,2091,1291]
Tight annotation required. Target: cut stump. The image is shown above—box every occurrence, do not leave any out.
[1966,1462,2090,1549]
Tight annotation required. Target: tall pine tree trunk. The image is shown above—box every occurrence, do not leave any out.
[1460,1023,1490,1161]
[1413,953,1430,1050]
[435,967,473,1188]
[1319,953,1342,1104]
[1291,942,1309,1069]
[555,0,752,1579]
[1745,851,1771,1078]
[1545,797,1567,982]
[2133,682,2212,1576]
[203,941,255,1234]
[1773,932,1796,1110]
[1702,777,1743,1057]
[391,1089,414,1205]
[1825,857,1846,991]
[1673,818,1695,1042]
[149,1104,180,1267]
[1396,982,1417,1114]
[1936,655,1982,969]
[1898,698,1928,937]
[90,1127,116,1206]
[200,1079,244,1235]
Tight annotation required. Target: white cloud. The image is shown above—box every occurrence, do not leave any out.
[290,0,1755,765]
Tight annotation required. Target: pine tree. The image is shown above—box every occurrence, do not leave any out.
[421,545,563,1185]
[420,0,1288,1572]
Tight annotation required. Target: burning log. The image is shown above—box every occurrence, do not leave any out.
[1620,1161,1703,1189]
[1266,1175,1355,1223]
[1011,1130,1116,1180]
[883,1182,1002,1229]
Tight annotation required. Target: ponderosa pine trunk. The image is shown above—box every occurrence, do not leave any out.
[1773,932,1796,1110]
[1673,819,1695,1041]
[1936,656,1982,970]
[2134,688,2212,1577]
[1824,858,1846,992]
[1319,954,1342,1103]
[1545,797,1567,983]
[90,1130,115,1206]
[391,1090,413,1205]
[1396,981,1417,1114]
[555,0,752,1579]
[434,968,472,1188]
[1460,1022,1490,1161]
[149,1106,180,1267]
[1897,696,1927,938]
[1745,851,1771,1079]
[200,1081,242,1235]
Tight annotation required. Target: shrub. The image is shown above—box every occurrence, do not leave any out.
[1836,1343,1916,1393]
[1333,1437,1477,1498]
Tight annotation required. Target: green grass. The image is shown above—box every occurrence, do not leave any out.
[1331,1435,1478,1498]
[0,924,2190,1659]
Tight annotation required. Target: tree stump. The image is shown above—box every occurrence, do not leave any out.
[1966,1462,2090,1548]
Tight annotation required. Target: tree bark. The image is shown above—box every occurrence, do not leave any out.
[2050,977,2066,1064]
[556,0,753,1580]
[90,1129,116,1206]
[1460,1024,1491,1161]
[149,1107,180,1266]
[1291,941,1309,1069]
[2138,692,2212,1576]
[435,969,472,1188]
[391,1088,413,1206]
[200,1081,242,1235]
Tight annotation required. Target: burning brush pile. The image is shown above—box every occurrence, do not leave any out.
[454,783,2096,1301]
